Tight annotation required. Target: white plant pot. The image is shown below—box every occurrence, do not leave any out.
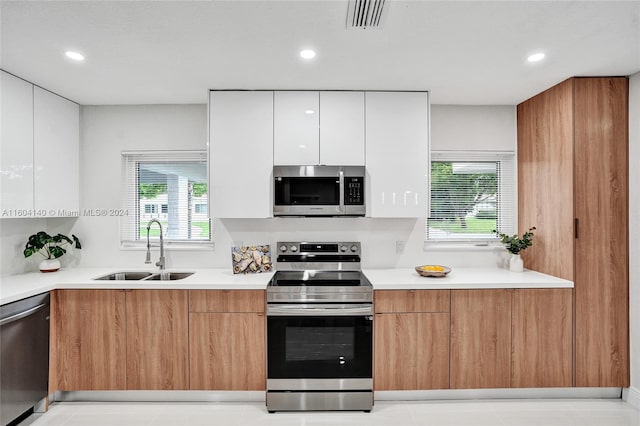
[39,258,60,273]
[509,254,524,272]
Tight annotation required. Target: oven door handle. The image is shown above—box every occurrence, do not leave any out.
[267,304,373,316]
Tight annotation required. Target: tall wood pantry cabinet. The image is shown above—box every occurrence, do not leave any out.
[517,77,629,387]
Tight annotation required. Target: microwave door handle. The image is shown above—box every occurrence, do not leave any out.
[338,170,345,213]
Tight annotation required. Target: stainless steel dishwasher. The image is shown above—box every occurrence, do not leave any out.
[1,292,50,426]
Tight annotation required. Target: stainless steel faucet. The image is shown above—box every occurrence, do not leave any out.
[145,219,166,272]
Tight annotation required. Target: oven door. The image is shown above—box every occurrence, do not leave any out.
[267,306,373,381]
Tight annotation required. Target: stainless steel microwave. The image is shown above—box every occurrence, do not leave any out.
[273,165,365,217]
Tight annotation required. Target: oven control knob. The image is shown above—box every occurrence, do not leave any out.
[350,245,359,252]
[340,245,348,252]
[279,245,287,252]
[290,245,298,252]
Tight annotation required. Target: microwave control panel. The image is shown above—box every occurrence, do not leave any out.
[345,177,364,205]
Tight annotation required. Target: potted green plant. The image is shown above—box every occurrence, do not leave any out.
[24,231,82,272]
[493,227,536,272]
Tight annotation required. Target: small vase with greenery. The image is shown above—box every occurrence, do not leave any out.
[24,231,82,272]
[493,227,535,272]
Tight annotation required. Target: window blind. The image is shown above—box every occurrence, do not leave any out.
[121,150,210,244]
[427,150,516,242]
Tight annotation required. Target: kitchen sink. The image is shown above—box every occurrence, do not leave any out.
[143,272,194,281]
[94,271,154,280]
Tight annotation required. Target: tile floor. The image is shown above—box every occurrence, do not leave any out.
[20,399,640,426]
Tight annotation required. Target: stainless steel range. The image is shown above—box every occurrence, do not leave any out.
[266,242,373,413]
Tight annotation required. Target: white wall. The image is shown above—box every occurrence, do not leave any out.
[72,103,515,271]
[627,72,640,405]
[431,105,516,151]
[0,218,48,276]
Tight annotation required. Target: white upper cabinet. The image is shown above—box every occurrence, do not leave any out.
[274,91,319,165]
[273,91,365,166]
[1,71,34,213]
[33,86,80,215]
[365,92,429,218]
[319,91,365,165]
[209,91,274,218]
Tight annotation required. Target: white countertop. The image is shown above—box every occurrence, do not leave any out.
[1,266,572,306]
[362,267,573,290]
[0,267,274,305]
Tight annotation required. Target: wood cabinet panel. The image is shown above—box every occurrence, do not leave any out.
[374,313,449,390]
[517,77,629,388]
[189,290,265,313]
[51,290,126,391]
[511,289,573,387]
[189,313,265,390]
[517,79,574,280]
[126,290,189,390]
[375,290,450,313]
[450,290,511,389]
[573,77,629,387]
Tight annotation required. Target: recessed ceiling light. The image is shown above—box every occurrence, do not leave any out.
[304,109,315,115]
[527,52,545,62]
[65,51,85,62]
[300,49,316,59]
[298,145,306,149]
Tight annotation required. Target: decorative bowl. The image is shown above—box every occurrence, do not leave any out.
[415,265,451,278]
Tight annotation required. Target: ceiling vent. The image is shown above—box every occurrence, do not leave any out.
[346,0,387,29]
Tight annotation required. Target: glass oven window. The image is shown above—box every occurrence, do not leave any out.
[286,326,355,362]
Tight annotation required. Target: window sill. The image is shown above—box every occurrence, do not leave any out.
[423,241,505,252]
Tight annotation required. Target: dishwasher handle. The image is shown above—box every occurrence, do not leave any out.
[0,303,48,326]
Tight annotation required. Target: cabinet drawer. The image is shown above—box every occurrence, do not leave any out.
[189,290,265,313]
[374,290,450,313]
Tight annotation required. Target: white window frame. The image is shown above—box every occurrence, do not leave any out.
[425,150,516,246]
[120,150,212,249]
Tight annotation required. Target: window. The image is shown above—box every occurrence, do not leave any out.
[427,151,516,242]
[121,151,210,244]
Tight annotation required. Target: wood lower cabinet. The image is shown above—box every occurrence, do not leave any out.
[51,289,188,391]
[126,290,189,390]
[51,290,126,391]
[450,288,573,389]
[450,290,511,389]
[374,290,450,390]
[511,289,573,388]
[189,290,265,390]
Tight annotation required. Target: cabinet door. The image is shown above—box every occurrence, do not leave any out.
[51,290,126,391]
[450,289,511,389]
[1,71,34,213]
[365,92,429,217]
[574,77,629,387]
[517,79,574,280]
[274,91,319,165]
[210,91,273,218]
[126,290,189,390]
[190,313,265,390]
[319,91,364,165]
[33,86,79,215]
[511,289,573,387]
[374,313,449,390]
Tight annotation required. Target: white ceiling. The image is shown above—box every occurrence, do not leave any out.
[1,0,639,106]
